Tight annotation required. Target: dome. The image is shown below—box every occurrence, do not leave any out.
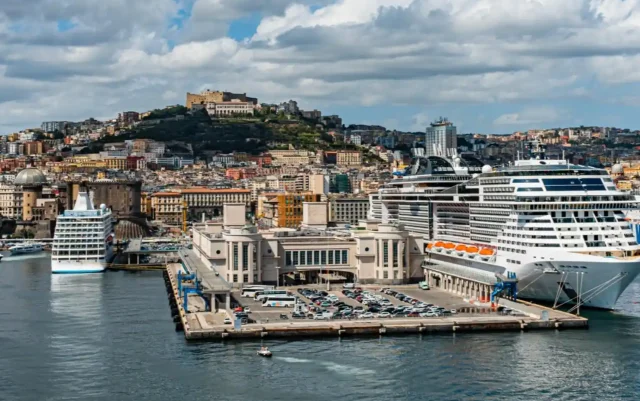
[612,164,623,174]
[14,167,47,186]
[481,164,493,174]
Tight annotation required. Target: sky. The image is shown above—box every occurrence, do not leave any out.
[2,0,640,135]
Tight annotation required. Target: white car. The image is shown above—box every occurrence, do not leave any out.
[378,312,391,318]
[421,311,436,317]
[244,307,251,313]
[359,312,375,319]
[450,309,457,314]
[223,317,232,324]
[313,314,330,320]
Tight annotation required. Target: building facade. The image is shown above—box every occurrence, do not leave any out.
[426,118,457,157]
[205,100,254,117]
[329,197,370,225]
[192,203,423,287]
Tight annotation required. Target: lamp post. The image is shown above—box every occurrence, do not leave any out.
[275,266,280,289]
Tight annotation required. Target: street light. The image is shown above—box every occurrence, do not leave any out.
[275,266,280,289]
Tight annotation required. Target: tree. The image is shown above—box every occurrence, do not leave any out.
[52,130,65,140]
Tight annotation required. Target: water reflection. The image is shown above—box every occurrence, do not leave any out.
[48,273,108,400]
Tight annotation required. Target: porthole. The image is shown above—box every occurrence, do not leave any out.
[365,247,370,252]
[216,250,221,255]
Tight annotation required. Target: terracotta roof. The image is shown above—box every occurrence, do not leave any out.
[153,192,181,197]
[179,188,250,194]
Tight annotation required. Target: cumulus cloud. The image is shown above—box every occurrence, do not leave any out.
[1,0,640,133]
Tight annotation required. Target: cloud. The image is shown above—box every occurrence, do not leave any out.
[1,0,640,133]
[493,107,568,127]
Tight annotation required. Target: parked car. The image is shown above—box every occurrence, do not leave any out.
[313,313,331,320]
[450,309,457,314]
[292,312,306,319]
[343,283,356,289]
[359,312,375,319]
[223,317,232,324]
[378,312,391,318]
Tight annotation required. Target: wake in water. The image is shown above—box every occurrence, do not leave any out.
[276,357,375,375]
[2,253,48,263]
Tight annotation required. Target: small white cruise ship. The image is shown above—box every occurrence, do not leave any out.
[51,192,114,274]
[9,243,44,255]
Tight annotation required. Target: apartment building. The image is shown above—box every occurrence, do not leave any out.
[329,197,370,225]
[151,188,251,223]
[0,183,23,219]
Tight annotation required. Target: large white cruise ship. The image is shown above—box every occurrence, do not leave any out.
[373,142,640,309]
[51,192,114,274]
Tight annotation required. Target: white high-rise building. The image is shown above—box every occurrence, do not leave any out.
[425,118,457,157]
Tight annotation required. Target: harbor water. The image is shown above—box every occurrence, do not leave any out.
[0,255,638,401]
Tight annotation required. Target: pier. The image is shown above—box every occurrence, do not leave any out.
[164,258,588,341]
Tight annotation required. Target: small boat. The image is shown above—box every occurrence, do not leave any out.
[9,243,44,255]
[257,348,272,357]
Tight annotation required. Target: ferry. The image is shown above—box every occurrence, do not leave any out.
[9,243,44,255]
[372,140,640,309]
[51,192,114,274]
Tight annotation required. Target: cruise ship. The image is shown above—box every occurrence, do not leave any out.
[372,142,640,309]
[51,192,114,274]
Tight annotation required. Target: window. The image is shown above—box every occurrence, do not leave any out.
[233,244,239,270]
[383,271,388,279]
[293,251,298,266]
[243,274,248,282]
[328,251,333,264]
[300,251,306,265]
[233,274,238,283]
[242,244,249,270]
[392,241,398,267]
[314,251,320,265]
[253,274,258,282]
[285,250,292,266]
[342,250,348,265]
[383,242,389,267]
[321,251,327,265]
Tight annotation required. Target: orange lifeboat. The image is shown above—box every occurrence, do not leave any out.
[479,248,495,260]
[455,244,467,256]
[466,246,479,254]
[443,243,455,253]
[434,241,445,251]
[426,243,433,251]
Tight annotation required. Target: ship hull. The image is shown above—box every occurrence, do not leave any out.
[514,258,640,310]
[426,251,640,310]
[51,260,107,274]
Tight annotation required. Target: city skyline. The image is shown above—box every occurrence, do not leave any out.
[2,1,640,134]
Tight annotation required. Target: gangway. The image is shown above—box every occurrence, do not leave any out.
[177,271,211,312]
[491,272,518,306]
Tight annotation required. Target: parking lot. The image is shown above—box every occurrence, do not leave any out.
[226,283,518,325]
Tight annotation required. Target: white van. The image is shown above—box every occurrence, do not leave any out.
[343,283,356,289]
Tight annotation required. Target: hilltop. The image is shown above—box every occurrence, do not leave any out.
[102,106,366,158]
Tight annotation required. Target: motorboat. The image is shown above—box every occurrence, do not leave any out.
[257,348,272,357]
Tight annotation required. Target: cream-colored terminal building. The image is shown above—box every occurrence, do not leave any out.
[192,203,425,287]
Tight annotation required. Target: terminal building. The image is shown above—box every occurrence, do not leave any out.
[191,203,425,287]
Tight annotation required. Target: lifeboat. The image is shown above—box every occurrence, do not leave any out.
[434,241,445,252]
[443,243,455,254]
[426,243,433,251]
[479,248,495,261]
[466,246,479,259]
[455,244,467,256]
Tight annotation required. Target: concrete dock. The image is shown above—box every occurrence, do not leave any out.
[164,263,588,341]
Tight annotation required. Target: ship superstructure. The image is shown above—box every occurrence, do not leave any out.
[51,192,114,274]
